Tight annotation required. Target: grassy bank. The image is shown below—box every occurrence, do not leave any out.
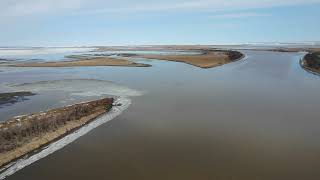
[0,98,113,167]
[9,48,243,69]
[129,50,244,68]
[12,57,150,67]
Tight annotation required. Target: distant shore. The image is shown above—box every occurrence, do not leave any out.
[0,98,113,167]
[10,49,244,69]
[11,57,150,67]
[236,47,320,53]
[94,45,320,53]
[128,50,244,68]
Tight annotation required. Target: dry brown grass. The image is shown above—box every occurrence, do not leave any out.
[133,51,244,68]
[11,49,244,69]
[13,57,150,67]
[0,98,113,167]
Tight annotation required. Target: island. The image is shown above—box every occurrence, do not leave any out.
[127,50,244,68]
[0,97,113,167]
[301,51,320,74]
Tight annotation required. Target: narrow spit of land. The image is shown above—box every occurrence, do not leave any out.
[127,50,244,68]
[12,57,150,67]
[0,98,113,167]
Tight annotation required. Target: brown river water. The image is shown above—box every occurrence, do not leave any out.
[1,50,320,180]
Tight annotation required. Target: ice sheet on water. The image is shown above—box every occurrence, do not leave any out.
[7,79,144,97]
[0,47,95,57]
[0,79,141,178]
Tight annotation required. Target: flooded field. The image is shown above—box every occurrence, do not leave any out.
[1,48,320,179]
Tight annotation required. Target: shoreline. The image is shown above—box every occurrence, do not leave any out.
[94,45,320,53]
[300,52,320,76]
[11,57,151,68]
[0,111,107,170]
[233,47,320,53]
[128,50,244,68]
[0,98,114,168]
[6,49,244,69]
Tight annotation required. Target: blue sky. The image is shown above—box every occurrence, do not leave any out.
[1,0,320,46]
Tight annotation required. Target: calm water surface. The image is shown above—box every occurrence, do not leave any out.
[1,50,320,180]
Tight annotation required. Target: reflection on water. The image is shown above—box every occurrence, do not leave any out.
[0,50,320,179]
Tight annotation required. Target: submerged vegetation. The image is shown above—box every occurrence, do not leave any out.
[0,91,35,107]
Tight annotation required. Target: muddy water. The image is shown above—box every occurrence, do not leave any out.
[1,50,320,179]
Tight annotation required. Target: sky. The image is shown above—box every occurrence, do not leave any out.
[0,0,320,46]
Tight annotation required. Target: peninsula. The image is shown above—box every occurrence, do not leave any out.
[0,98,113,167]
[128,50,244,68]
[12,57,150,67]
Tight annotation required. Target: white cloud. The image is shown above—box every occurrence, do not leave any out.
[210,12,271,19]
[72,0,320,15]
[209,23,239,29]
[0,0,319,18]
[0,0,86,17]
